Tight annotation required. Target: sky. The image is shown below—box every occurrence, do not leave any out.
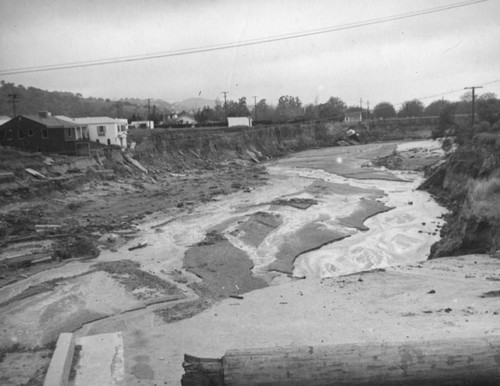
[1,0,499,109]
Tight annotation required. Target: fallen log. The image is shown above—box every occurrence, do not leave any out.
[181,335,500,385]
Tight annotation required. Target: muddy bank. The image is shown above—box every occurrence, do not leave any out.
[419,137,500,257]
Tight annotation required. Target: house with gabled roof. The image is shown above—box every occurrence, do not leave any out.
[57,116,128,149]
[0,112,87,154]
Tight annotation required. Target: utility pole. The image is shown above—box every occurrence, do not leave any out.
[147,98,151,129]
[8,93,20,116]
[359,98,363,111]
[221,91,229,121]
[464,86,483,126]
[366,100,370,120]
[253,96,258,121]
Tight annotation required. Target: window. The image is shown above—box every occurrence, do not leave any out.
[18,130,24,139]
[67,128,73,137]
[97,126,106,136]
[28,129,34,136]
[42,128,48,138]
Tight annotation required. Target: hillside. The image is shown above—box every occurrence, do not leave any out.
[0,81,175,121]
[173,97,216,113]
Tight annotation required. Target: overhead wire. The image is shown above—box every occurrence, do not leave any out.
[0,0,489,76]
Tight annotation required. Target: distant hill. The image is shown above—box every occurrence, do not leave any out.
[0,81,175,121]
[174,97,216,113]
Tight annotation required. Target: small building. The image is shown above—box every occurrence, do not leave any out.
[227,116,252,127]
[59,116,128,149]
[129,120,154,129]
[0,112,87,154]
[177,114,196,126]
[344,111,363,123]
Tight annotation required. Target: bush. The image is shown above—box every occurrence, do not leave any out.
[468,177,500,219]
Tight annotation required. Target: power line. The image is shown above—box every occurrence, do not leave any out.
[393,78,500,108]
[0,0,488,76]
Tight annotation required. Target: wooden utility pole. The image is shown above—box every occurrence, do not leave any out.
[252,96,257,121]
[464,85,483,126]
[8,93,20,116]
[182,335,500,385]
[147,98,151,129]
[221,91,229,123]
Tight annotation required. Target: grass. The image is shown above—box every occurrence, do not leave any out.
[468,177,500,219]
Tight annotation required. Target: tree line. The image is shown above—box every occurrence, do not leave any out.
[2,80,499,129]
[195,93,500,127]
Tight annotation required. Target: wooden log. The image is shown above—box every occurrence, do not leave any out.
[182,335,500,385]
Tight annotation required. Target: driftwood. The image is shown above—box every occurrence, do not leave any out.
[182,335,500,385]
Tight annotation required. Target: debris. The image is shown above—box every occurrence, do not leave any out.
[0,172,15,183]
[35,224,62,233]
[25,168,46,179]
[428,289,436,294]
[480,290,500,298]
[123,154,148,174]
[128,240,148,251]
[229,294,244,300]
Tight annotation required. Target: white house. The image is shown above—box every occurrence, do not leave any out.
[130,120,154,129]
[57,116,127,149]
[344,111,363,123]
[177,114,196,125]
[227,117,252,127]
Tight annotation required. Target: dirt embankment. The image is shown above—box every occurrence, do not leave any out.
[419,135,500,257]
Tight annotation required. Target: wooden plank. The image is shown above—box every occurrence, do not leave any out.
[182,335,500,386]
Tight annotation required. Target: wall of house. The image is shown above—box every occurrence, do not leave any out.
[0,117,77,153]
[227,117,252,127]
[86,123,127,148]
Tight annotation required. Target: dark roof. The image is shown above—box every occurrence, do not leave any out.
[21,115,81,128]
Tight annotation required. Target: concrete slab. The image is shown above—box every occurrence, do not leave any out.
[43,332,74,386]
[71,332,125,386]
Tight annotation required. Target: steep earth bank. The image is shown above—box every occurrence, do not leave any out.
[420,135,500,257]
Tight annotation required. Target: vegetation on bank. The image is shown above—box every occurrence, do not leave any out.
[421,112,500,257]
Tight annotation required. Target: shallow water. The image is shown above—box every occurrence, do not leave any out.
[143,140,447,279]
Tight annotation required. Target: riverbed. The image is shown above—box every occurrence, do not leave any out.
[3,139,477,386]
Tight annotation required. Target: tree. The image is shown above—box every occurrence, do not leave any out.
[304,104,319,120]
[432,101,457,139]
[424,99,451,116]
[477,93,500,125]
[397,99,424,117]
[275,95,303,121]
[226,97,250,117]
[254,99,274,121]
[372,102,396,119]
[317,97,346,120]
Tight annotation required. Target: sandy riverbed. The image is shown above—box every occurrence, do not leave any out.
[2,139,499,385]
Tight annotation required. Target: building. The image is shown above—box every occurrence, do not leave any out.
[0,112,87,154]
[58,116,128,149]
[227,117,252,127]
[177,114,196,126]
[129,120,154,129]
[344,111,363,123]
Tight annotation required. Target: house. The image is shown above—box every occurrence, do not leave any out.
[227,116,252,127]
[129,120,154,129]
[0,112,87,154]
[177,114,196,126]
[344,111,363,123]
[58,116,128,149]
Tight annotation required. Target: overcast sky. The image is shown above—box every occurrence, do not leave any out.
[1,0,499,108]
